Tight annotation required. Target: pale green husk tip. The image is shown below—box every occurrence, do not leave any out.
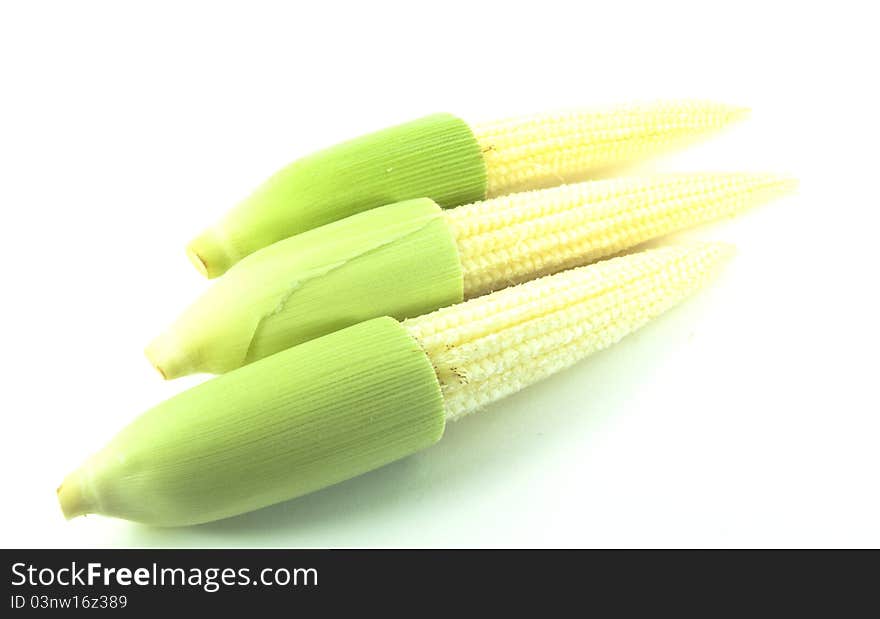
[57,476,89,521]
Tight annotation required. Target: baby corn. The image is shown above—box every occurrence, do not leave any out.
[187,100,746,277]
[60,243,732,526]
[474,100,749,196]
[148,173,792,378]
[448,172,794,294]
[405,242,733,420]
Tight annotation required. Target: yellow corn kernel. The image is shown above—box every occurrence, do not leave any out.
[404,242,733,421]
[446,172,794,295]
[473,101,749,197]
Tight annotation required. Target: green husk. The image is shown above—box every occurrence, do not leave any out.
[58,317,445,526]
[187,113,487,278]
[148,198,463,379]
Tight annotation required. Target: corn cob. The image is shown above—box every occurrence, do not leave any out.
[404,242,734,420]
[60,243,732,526]
[474,100,749,197]
[149,173,792,378]
[448,172,794,295]
[187,100,746,277]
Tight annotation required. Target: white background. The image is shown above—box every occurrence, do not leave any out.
[1,1,877,548]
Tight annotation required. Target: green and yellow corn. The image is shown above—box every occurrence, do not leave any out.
[187,100,747,277]
[148,173,792,378]
[60,243,732,526]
